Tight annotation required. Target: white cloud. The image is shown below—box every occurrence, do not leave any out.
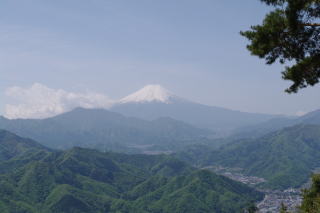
[4,83,114,119]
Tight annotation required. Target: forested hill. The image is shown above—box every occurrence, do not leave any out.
[0,130,49,161]
[176,124,320,189]
[0,129,263,213]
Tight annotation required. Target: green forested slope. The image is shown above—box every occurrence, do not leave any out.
[0,130,49,161]
[0,130,262,213]
[177,125,320,189]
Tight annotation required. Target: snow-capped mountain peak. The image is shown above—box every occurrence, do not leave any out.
[119,85,177,104]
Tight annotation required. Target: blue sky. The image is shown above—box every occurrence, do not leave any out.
[1,0,319,117]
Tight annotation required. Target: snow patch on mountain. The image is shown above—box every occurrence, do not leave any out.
[119,85,177,104]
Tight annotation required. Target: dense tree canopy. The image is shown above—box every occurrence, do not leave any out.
[299,174,320,212]
[241,0,320,93]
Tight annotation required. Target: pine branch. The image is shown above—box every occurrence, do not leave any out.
[302,23,320,27]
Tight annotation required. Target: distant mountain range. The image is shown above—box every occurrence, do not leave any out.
[0,130,263,213]
[0,107,214,152]
[110,85,277,133]
[234,109,320,138]
[2,84,279,135]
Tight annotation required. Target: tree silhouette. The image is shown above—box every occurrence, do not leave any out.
[241,0,320,93]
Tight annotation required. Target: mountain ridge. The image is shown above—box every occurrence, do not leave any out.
[110,85,278,133]
[0,130,263,213]
[234,108,320,138]
[0,107,214,152]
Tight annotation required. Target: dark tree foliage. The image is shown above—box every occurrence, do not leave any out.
[245,203,259,213]
[299,174,320,213]
[241,0,320,93]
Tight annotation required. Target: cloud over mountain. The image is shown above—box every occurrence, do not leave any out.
[4,83,113,119]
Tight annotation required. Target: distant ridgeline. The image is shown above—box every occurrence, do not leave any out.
[0,130,263,213]
[0,108,215,153]
[176,124,320,189]
[233,109,320,138]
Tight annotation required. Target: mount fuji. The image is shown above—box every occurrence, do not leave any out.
[119,84,180,104]
[111,85,277,134]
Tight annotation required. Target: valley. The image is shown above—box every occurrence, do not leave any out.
[2,86,320,212]
[205,165,303,212]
